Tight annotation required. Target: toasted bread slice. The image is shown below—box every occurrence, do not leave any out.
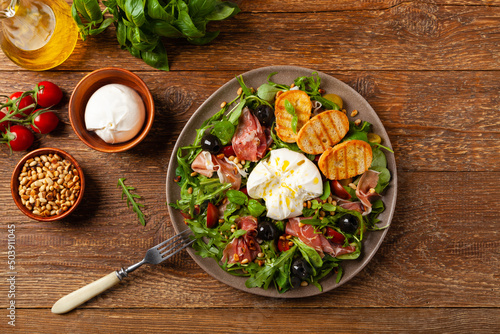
[318,140,373,180]
[296,110,349,154]
[275,90,312,143]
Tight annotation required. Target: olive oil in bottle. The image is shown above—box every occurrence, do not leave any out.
[0,0,78,71]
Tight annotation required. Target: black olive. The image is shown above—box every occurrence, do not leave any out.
[338,214,359,234]
[256,221,279,240]
[291,258,313,280]
[201,134,221,154]
[254,105,275,126]
[290,275,301,288]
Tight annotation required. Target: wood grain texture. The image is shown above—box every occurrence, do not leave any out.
[0,4,498,72]
[8,308,500,333]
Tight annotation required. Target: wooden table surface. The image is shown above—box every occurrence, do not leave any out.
[1,1,499,333]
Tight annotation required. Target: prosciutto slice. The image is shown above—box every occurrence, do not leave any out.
[286,218,355,258]
[232,107,269,162]
[222,216,262,264]
[191,151,241,190]
[356,170,382,210]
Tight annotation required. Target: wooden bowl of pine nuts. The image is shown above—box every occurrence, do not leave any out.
[10,148,85,222]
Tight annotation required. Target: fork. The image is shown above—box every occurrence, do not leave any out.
[51,230,194,314]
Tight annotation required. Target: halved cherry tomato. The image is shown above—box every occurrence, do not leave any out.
[5,125,34,151]
[240,187,248,196]
[31,110,59,134]
[0,111,9,132]
[36,81,63,107]
[331,180,351,200]
[325,227,346,244]
[277,235,291,252]
[222,145,235,157]
[206,202,219,228]
[9,92,35,117]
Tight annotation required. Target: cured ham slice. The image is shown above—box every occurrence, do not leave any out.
[191,151,241,190]
[232,107,269,162]
[286,218,355,258]
[191,151,216,177]
[286,218,333,257]
[356,170,382,211]
[222,216,261,264]
[213,155,241,190]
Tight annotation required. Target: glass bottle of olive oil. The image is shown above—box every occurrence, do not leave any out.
[0,0,78,71]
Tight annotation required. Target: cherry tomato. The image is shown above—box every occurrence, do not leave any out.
[240,187,248,196]
[6,125,34,151]
[325,227,346,244]
[206,202,219,228]
[222,145,235,157]
[277,235,291,252]
[9,92,35,117]
[31,110,59,134]
[331,180,351,200]
[0,111,9,132]
[36,81,63,107]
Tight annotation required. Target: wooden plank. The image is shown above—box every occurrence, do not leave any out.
[241,0,500,12]
[1,171,498,309]
[0,70,497,171]
[0,5,499,72]
[9,308,500,333]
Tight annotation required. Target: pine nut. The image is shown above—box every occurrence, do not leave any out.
[241,259,249,264]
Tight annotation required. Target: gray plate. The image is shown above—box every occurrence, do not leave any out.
[166,65,397,298]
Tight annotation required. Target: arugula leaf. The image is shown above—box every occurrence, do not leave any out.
[117,178,146,225]
[284,99,298,133]
[245,246,297,289]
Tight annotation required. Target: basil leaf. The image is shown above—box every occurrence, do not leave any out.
[226,190,248,206]
[370,146,387,169]
[176,10,204,38]
[248,199,266,217]
[189,0,218,19]
[188,30,220,45]
[116,19,127,46]
[206,1,241,21]
[371,166,391,193]
[117,0,147,27]
[257,83,281,103]
[141,42,169,71]
[211,120,235,145]
[147,0,174,21]
[152,20,183,38]
[284,99,298,133]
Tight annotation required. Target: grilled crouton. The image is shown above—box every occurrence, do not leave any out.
[296,110,349,154]
[318,140,373,180]
[275,90,312,143]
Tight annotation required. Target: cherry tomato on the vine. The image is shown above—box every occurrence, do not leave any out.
[9,92,35,117]
[31,110,59,134]
[36,81,63,108]
[6,125,34,151]
[0,111,9,132]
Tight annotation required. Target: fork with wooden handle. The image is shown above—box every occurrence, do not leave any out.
[51,230,194,314]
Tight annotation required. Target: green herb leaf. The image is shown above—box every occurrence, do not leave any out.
[248,199,266,217]
[211,120,235,145]
[284,99,298,133]
[117,178,146,226]
[226,190,248,206]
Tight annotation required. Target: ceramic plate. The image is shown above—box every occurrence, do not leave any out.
[166,65,397,298]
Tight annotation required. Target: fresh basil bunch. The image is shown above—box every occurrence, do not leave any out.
[72,0,240,71]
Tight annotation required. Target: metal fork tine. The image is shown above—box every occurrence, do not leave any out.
[157,234,188,254]
[155,229,190,250]
[160,239,195,260]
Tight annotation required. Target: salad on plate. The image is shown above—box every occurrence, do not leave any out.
[170,72,392,293]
